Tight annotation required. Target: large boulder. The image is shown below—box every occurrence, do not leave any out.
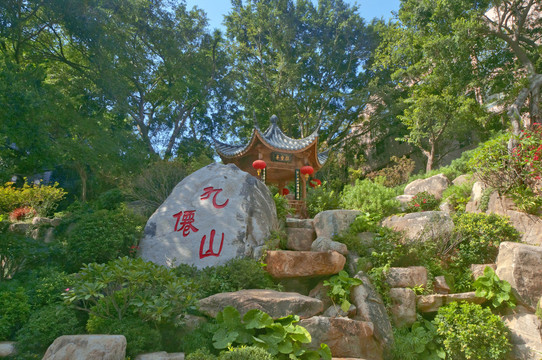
[286,227,315,251]
[0,342,16,357]
[265,250,345,278]
[404,173,450,199]
[299,316,383,360]
[198,289,323,319]
[502,211,542,246]
[351,272,394,357]
[503,310,542,360]
[139,163,278,268]
[496,242,542,308]
[42,335,126,360]
[389,288,416,328]
[381,211,453,241]
[313,210,360,238]
[311,236,348,255]
[385,267,427,288]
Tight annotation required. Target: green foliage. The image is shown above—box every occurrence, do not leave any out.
[323,270,363,312]
[22,268,73,307]
[306,181,341,218]
[186,348,218,360]
[124,160,193,216]
[63,257,198,326]
[15,304,84,358]
[452,213,520,267]
[366,156,416,187]
[219,346,274,360]
[405,191,440,212]
[434,302,511,360]
[213,306,331,360]
[273,193,294,224]
[0,229,50,281]
[442,181,473,212]
[87,314,162,358]
[391,318,445,360]
[479,187,494,213]
[93,188,125,210]
[180,322,217,355]
[340,178,400,220]
[0,287,31,340]
[473,266,515,310]
[508,185,542,215]
[62,207,144,272]
[0,181,66,217]
[175,258,277,299]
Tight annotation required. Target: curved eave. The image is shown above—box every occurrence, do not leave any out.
[214,129,259,158]
[316,149,329,168]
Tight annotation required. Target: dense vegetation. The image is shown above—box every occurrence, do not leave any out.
[1,0,540,359]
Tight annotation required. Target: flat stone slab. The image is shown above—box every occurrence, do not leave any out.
[265,250,345,278]
[417,292,486,313]
[299,316,382,360]
[286,218,314,229]
[198,289,323,319]
[135,352,185,360]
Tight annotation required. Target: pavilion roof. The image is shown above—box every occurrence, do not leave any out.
[214,115,329,165]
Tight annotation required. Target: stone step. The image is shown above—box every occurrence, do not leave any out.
[417,292,486,313]
[286,218,314,229]
[286,227,315,251]
[265,250,345,278]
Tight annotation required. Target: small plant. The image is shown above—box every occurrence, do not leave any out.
[212,306,331,360]
[473,266,515,309]
[323,270,363,312]
[391,318,445,360]
[8,206,36,221]
[433,302,511,360]
[306,181,341,218]
[442,181,473,212]
[405,191,440,212]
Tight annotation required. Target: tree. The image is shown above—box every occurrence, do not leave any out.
[223,0,374,147]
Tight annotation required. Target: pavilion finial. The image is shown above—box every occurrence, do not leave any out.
[270,114,279,125]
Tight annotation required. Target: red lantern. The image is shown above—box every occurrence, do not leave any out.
[252,159,267,176]
[300,165,314,180]
[282,188,290,196]
[309,179,322,188]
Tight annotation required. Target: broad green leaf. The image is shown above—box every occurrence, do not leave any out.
[243,309,273,329]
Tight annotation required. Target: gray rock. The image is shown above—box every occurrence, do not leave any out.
[385,266,427,288]
[438,201,454,214]
[503,210,542,246]
[486,191,516,215]
[286,218,314,229]
[311,236,348,255]
[433,276,451,294]
[135,352,185,360]
[395,195,415,211]
[417,292,486,313]
[0,342,16,357]
[404,173,450,199]
[465,181,488,213]
[496,242,542,308]
[323,304,357,318]
[389,288,416,328]
[265,250,346,278]
[351,271,394,357]
[286,227,315,251]
[198,289,323,319]
[42,335,126,360]
[8,222,31,234]
[299,316,383,360]
[139,163,278,268]
[381,211,453,242]
[309,281,333,310]
[503,310,542,360]
[452,174,473,186]
[313,210,361,238]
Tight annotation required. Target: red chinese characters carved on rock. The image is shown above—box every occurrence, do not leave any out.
[199,229,224,258]
[200,186,229,208]
[172,210,199,237]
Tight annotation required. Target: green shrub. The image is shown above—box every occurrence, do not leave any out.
[391,318,445,360]
[273,193,294,224]
[186,348,218,360]
[64,257,197,326]
[179,322,217,355]
[21,268,72,307]
[93,188,125,210]
[62,207,144,272]
[405,191,440,212]
[366,156,416,187]
[452,212,520,267]
[87,315,162,358]
[219,346,274,360]
[442,181,473,212]
[175,258,277,299]
[0,181,66,217]
[0,229,50,281]
[340,178,400,220]
[306,181,341,217]
[434,302,511,360]
[15,304,84,358]
[0,287,31,340]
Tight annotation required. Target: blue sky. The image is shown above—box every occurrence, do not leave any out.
[185,0,401,31]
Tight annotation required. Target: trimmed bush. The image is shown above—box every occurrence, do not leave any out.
[219,346,273,360]
[0,287,31,340]
[434,302,511,360]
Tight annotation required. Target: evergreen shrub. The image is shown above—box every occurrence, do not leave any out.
[0,287,31,340]
[219,346,274,360]
[306,181,341,217]
[434,302,511,360]
[340,178,400,220]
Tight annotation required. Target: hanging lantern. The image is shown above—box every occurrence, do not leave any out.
[309,179,322,188]
[282,188,290,196]
[300,165,314,180]
[252,159,267,176]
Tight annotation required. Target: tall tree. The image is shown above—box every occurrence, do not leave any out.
[224,0,374,147]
